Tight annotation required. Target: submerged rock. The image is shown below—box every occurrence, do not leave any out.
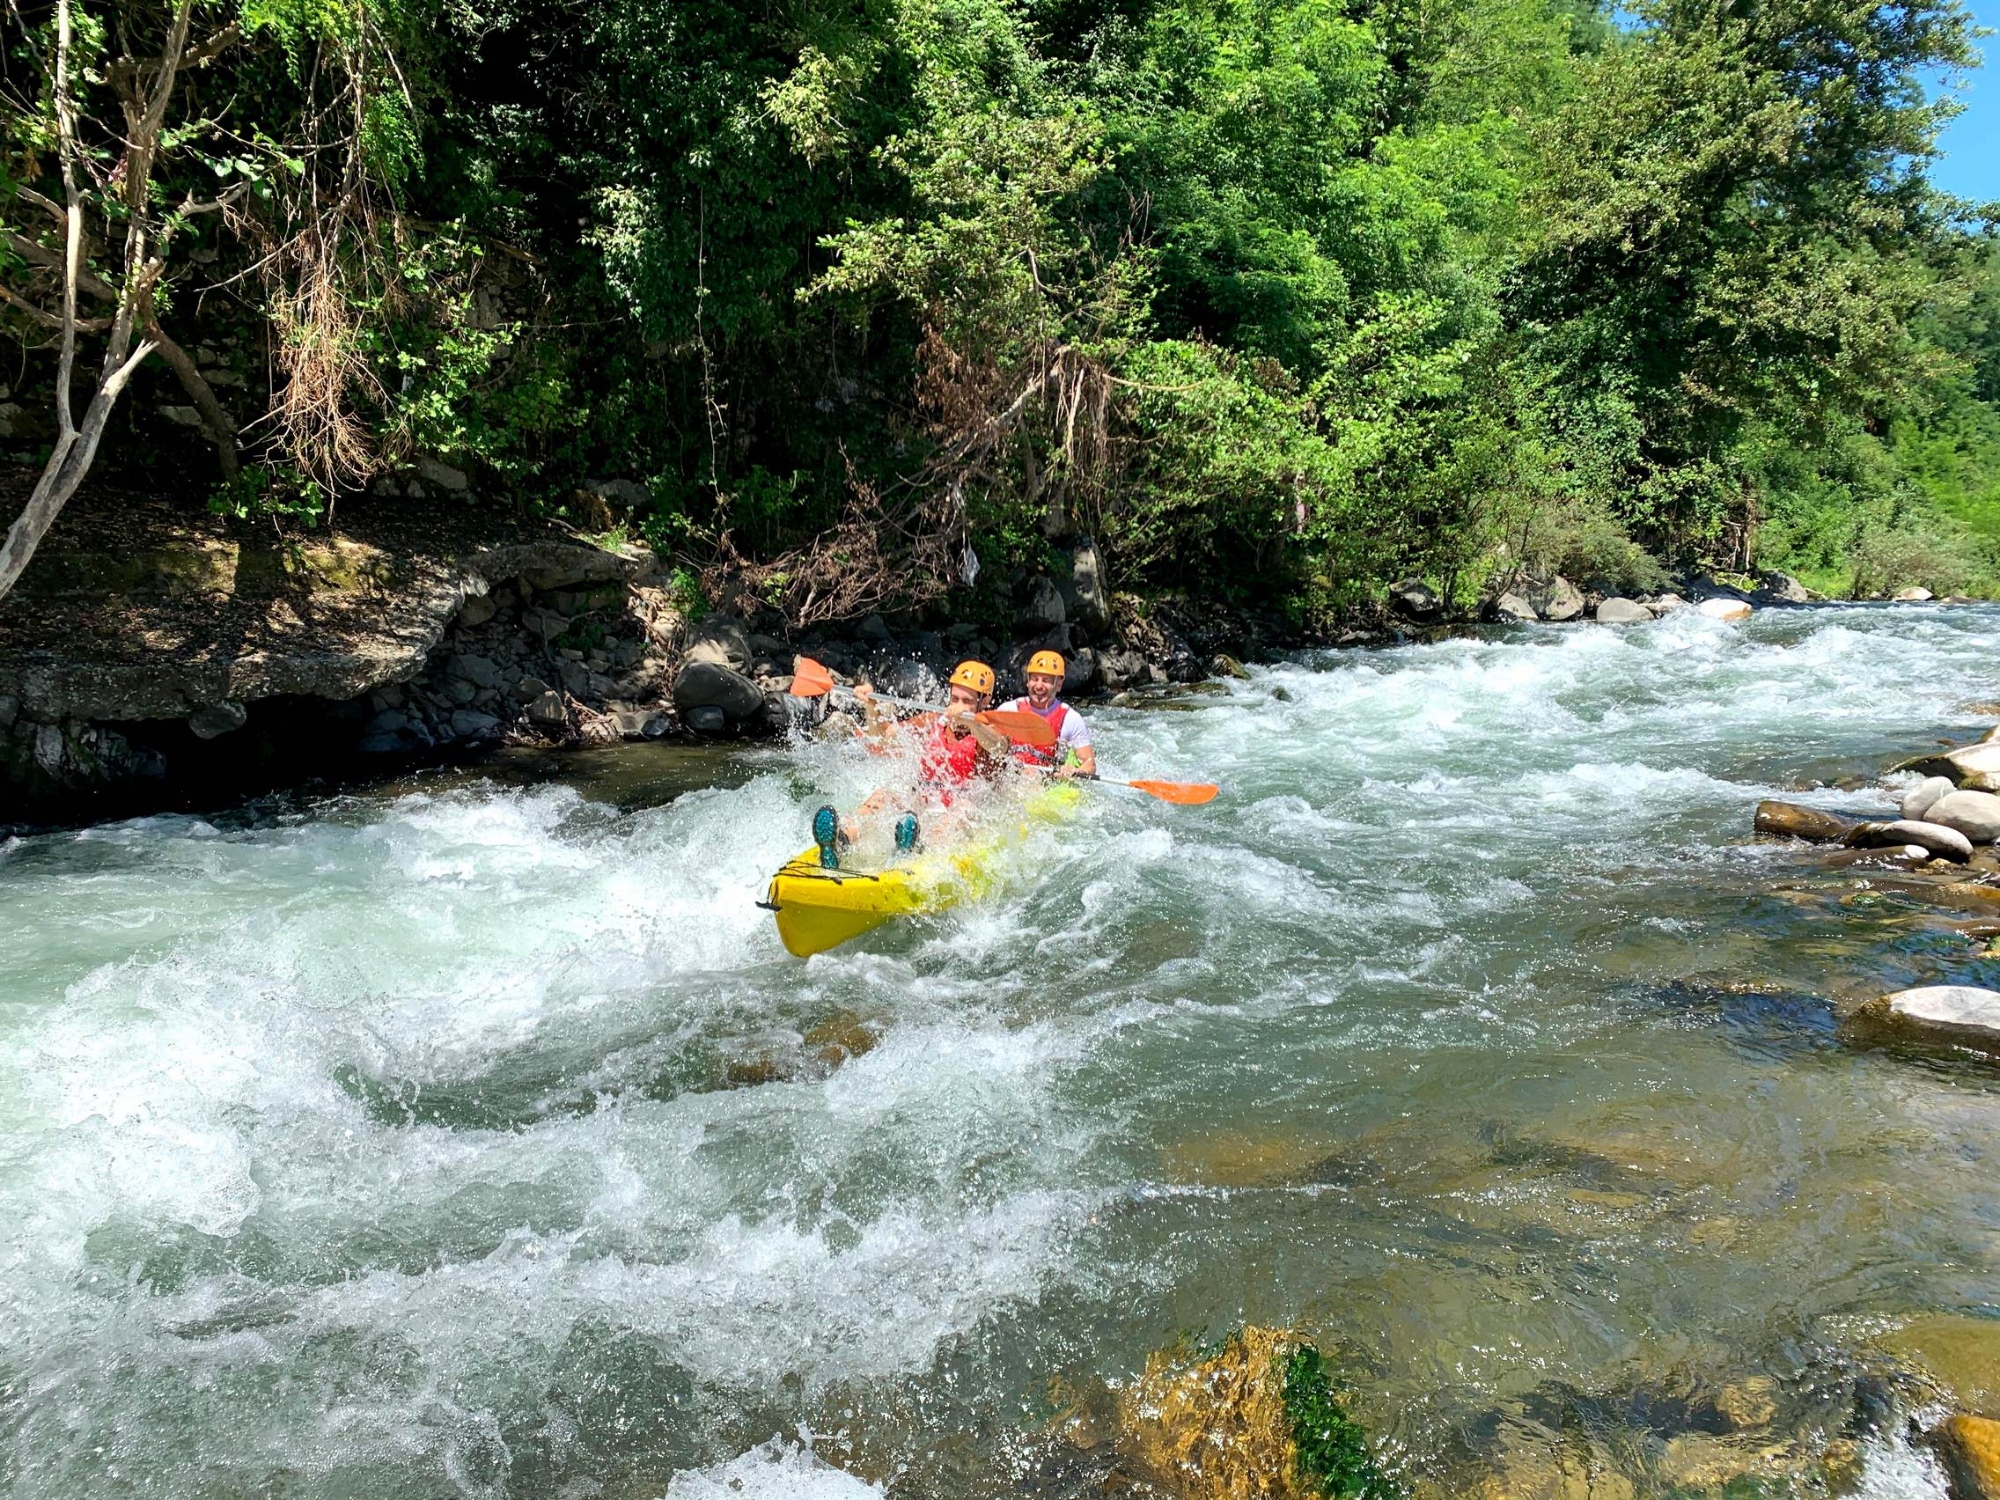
[1880,1316,2000,1415]
[1845,985,2000,1055]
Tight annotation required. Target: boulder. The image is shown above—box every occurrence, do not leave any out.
[457,592,497,627]
[187,701,248,740]
[526,690,568,727]
[672,660,766,720]
[1389,579,1443,621]
[1698,597,1753,622]
[1759,571,1813,604]
[1649,592,1690,613]
[1529,576,1584,622]
[1754,800,1859,843]
[449,710,502,740]
[416,457,471,493]
[1492,592,1537,622]
[683,614,752,671]
[1929,790,2000,845]
[516,675,551,700]
[1904,775,1958,822]
[1894,586,1935,602]
[1882,1316,2000,1416]
[684,704,727,735]
[1931,1413,2000,1500]
[641,712,674,738]
[1847,986,2000,1057]
[1070,537,1112,633]
[1594,597,1654,624]
[856,613,893,644]
[1847,819,1974,862]
[1014,575,1067,632]
[1946,743,2000,785]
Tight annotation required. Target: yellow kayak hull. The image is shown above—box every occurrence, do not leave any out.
[766,785,1079,957]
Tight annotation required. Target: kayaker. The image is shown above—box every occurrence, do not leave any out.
[998,650,1095,777]
[812,660,1010,867]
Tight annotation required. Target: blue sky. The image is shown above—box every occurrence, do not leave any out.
[1933,0,1999,201]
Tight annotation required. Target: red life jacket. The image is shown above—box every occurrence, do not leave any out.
[919,715,987,786]
[1005,697,1070,766]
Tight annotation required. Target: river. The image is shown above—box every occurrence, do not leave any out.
[5,604,2000,1498]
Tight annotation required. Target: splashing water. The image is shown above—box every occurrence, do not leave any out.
[6,605,2000,1496]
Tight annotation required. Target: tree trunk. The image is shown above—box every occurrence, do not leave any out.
[148,321,240,478]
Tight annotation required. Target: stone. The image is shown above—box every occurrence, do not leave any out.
[586,477,650,509]
[1594,597,1654,624]
[557,659,591,697]
[1070,536,1111,633]
[447,653,503,689]
[642,712,674,738]
[684,704,727,735]
[1847,987,2000,1056]
[527,690,568,727]
[1928,791,2000,845]
[444,679,479,706]
[1754,800,1858,842]
[1650,592,1690,613]
[1014,576,1066,632]
[1698,596,1753,622]
[856,613,893,643]
[1848,819,1974,862]
[449,710,501,739]
[416,457,471,493]
[748,631,787,657]
[1881,1316,2000,1415]
[1492,592,1537,622]
[578,716,620,747]
[516,676,551,699]
[159,404,205,428]
[1946,744,2000,785]
[1530,576,1585,622]
[1894,586,1935,602]
[672,661,766,720]
[683,614,752,671]
[0,695,14,730]
[1759,570,1813,603]
[1905,775,1958,822]
[1213,653,1250,680]
[187,701,248,740]
[456,593,497,627]
[1390,578,1443,621]
[1931,1413,2000,1500]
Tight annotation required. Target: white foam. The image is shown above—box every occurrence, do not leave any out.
[667,1439,884,1499]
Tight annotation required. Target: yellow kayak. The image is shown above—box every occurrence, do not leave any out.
[765,784,1080,957]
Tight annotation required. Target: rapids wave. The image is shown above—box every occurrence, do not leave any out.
[5,604,2000,1496]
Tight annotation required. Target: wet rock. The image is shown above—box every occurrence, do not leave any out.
[1905,775,1958,822]
[1754,800,1858,842]
[684,705,727,735]
[1649,592,1690,613]
[187,700,248,740]
[1894,586,1936,602]
[1530,576,1585,622]
[1845,985,2000,1055]
[1698,597,1753,622]
[1847,819,1974,862]
[527,690,568,727]
[1492,592,1538,622]
[641,712,674,738]
[1820,844,1932,870]
[1390,578,1443,621]
[683,614,752,671]
[1928,791,2000,845]
[673,661,765,720]
[1715,1376,1779,1432]
[1213,653,1250,680]
[1594,597,1653,624]
[1930,1414,2000,1500]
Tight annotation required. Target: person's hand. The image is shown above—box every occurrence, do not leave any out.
[854,683,875,707]
[943,700,973,729]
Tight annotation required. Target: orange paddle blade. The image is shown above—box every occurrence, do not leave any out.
[1122,778,1219,805]
[788,656,836,698]
[980,709,1056,749]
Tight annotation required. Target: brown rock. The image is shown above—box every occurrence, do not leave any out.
[1932,1414,2000,1500]
[1882,1316,2000,1414]
[1754,800,1858,842]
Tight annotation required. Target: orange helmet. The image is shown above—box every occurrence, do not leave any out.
[948,660,995,695]
[1025,650,1066,680]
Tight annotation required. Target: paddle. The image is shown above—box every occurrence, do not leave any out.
[787,656,1056,750]
[1096,776,1220,806]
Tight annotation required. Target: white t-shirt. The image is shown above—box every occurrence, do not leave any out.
[1000,697,1092,757]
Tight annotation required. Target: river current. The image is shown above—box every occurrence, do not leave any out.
[6,605,2000,1497]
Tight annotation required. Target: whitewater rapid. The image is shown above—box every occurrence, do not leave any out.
[5,605,1999,1496]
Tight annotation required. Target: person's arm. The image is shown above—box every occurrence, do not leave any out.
[1058,714,1096,776]
[854,683,898,750]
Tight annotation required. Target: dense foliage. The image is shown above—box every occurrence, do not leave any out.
[3,0,1993,613]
